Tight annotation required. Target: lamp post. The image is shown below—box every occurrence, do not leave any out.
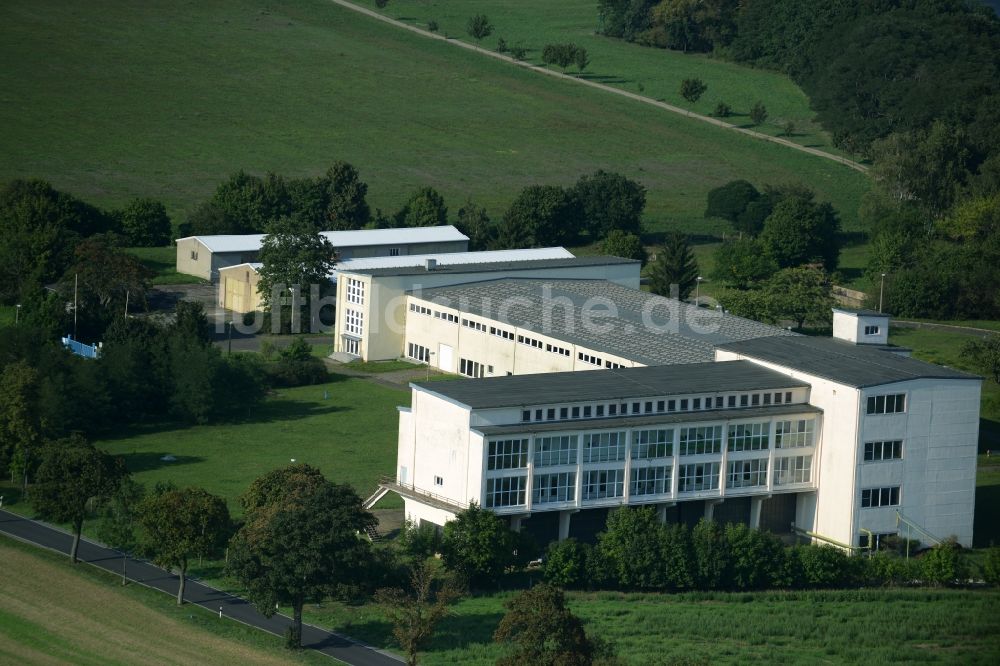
[695,276,704,307]
[14,304,20,325]
[227,320,233,355]
[879,273,886,313]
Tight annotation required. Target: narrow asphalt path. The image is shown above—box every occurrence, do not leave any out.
[330,0,868,174]
[0,509,402,666]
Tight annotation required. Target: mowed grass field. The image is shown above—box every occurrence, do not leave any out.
[0,0,869,235]
[0,537,329,666]
[303,587,1000,665]
[366,0,843,155]
[97,376,408,513]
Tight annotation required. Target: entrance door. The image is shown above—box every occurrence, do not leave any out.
[343,337,360,356]
[224,277,244,312]
[438,343,453,372]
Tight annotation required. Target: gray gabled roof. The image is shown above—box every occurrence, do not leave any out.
[718,336,979,388]
[413,279,795,366]
[412,360,807,409]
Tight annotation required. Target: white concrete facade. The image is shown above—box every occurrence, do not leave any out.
[832,309,890,345]
[333,258,641,362]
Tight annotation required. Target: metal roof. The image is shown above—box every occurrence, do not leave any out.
[718,336,979,388]
[335,247,574,273]
[413,360,807,409]
[474,402,823,436]
[412,279,794,366]
[343,255,637,278]
[175,225,469,254]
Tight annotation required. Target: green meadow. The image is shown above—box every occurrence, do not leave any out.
[0,0,869,235]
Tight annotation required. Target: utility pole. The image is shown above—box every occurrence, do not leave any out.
[879,273,886,313]
[227,320,233,355]
[73,273,78,338]
[124,290,129,320]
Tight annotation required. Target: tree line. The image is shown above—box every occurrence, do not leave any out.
[597,0,1000,320]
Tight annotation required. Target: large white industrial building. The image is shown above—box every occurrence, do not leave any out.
[386,308,981,550]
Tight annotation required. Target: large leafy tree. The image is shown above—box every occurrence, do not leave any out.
[375,561,462,666]
[322,162,370,230]
[32,435,126,563]
[704,180,759,227]
[256,215,336,320]
[596,506,669,590]
[396,187,448,227]
[0,179,111,303]
[599,229,647,264]
[116,198,172,247]
[493,583,605,666]
[573,170,646,237]
[712,238,777,289]
[59,234,153,340]
[138,486,231,605]
[759,196,840,270]
[0,360,41,491]
[440,503,517,587]
[648,232,699,299]
[497,185,584,248]
[228,465,374,648]
[455,199,495,250]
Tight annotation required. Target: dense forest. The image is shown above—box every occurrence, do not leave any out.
[598,0,1000,318]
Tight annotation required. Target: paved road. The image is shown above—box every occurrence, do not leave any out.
[0,510,402,666]
[330,0,867,174]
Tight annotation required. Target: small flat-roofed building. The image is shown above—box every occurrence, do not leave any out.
[217,263,264,314]
[175,225,469,281]
[334,253,641,361]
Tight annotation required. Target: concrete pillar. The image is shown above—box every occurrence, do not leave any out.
[656,502,676,524]
[705,499,723,521]
[558,510,577,541]
[510,515,523,532]
[750,496,768,529]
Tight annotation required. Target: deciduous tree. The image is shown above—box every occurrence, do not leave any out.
[138,486,231,604]
[497,185,583,248]
[455,199,495,250]
[375,560,462,666]
[228,466,374,648]
[680,77,707,105]
[32,435,126,563]
[599,230,647,264]
[256,216,336,323]
[962,336,1000,384]
[749,101,767,126]
[712,238,777,288]
[116,198,172,247]
[759,196,840,270]
[573,170,646,237]
[441,502,517,587]
[0,360,41,491]
[467,14,493,42]
[322,162,371,230]
[396,187,448,227]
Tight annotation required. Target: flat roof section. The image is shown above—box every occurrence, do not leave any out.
[718,336,979,387]
[412,279,794,366]
[335,247,574,272]
[346,255,637,278]
[412,360,808,409]
[474,402,823,436]
[176,225,469,254]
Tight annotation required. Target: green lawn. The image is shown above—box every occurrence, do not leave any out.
[97,378,408,513]
[125,246,204,285]
[0,0,869,235]
[365,0,848,159]
[306,588,1000,665]
[0,536,330,666]
[343,359,420,373]
[0,305,16,328]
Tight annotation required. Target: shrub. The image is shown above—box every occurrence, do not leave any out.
[496,37,508,53]
[724,523,784,590]
[658,523,695,590]
[397,519,443,561]
[981,546,1000,586]
[713,102,731,118]
[509,45,527,60]
[921,538,967,586]
[795,545,857,588]
[543,538,590,588]
[266,338,328,387]
[691,519,729,590]
[750,101,768,126]
[863,551,921,586]
[427,20,438,32]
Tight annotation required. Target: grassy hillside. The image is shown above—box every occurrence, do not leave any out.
[0,0,869,235]
[0,536,327,665]
[364,0,844,155]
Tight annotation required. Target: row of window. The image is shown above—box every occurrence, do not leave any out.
[491,326,514,341]
[547,343,571,357]
[861,486,900,508]
[577,351,624,369]
[407,302,458,323]
[407,342,430,363]
[518,334,544,349]
[345,277,365,305]
[864,440,902,462]
[520,391,799,424]
[462,318,487,333]
[344,309,363,336]
[866,393,905,415]
[489,424,817,471]
[486,456,813,508]
[460,358,486,378]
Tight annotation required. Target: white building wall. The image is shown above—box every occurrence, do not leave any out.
[402,498,459,528]
[404,387,478,507]
[832,310,889,345]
